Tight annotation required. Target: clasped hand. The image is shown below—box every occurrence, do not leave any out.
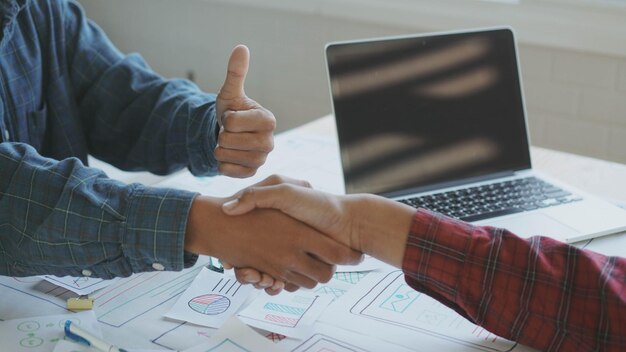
[218,175,415,295]
[219,175,358,294]
[184,175,364,291]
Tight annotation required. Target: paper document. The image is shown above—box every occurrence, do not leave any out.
[182,316,285,352]
[238,290,332,339]
[165,268,255,328]
[0,311,100,352]
[284,322,416,352]
[336,255,386,273]
[320,270,517,352]
[41,275,116,296]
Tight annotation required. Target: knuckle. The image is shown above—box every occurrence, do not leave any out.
[250,153,267,168]
[214,147,226,160]
[284,283,299,292]
[279,183,297,196]
[239,187,256,203]
[234,270,249,284]
[217,132,228,146]
[281,271,296,285]
[264,111,277,130]
[223,112,236,130]
[267,174,284,184]
[263,136,275,152]
[242,186,256,197]
[243,168,257,178]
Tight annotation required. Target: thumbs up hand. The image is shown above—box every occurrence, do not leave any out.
[215,45,276,178]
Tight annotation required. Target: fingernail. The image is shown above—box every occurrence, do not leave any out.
[271,281,285,291]
[222,198,239,211]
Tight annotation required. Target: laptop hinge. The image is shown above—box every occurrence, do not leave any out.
[380,170,519,198]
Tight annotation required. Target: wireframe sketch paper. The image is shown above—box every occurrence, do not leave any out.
[0,258,223,351]
[319,270,518,352]
[165,268,255,328]
[284,322,416,352]
[182,316,285,352]
[41,275,116,296]
[52,340,89,352]
[336,255,388,273]
[237,290,333,339]
[0,310,100,352]
[53,340,164,352]
[303,277,353,302]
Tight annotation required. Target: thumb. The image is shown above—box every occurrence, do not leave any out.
[219,44,250,101]
[222,197,255,215]
[222,185,286,216]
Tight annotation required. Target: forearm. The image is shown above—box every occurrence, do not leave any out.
[0,143,197,278]
[402,209,626,351]
[64,0,219,176]
[80,61,219,176]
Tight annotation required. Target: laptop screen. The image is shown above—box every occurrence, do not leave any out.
[327,28,532,196]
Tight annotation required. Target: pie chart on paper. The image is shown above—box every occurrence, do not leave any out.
[188,294,231,315]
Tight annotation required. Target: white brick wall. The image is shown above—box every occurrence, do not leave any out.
[79,0,626,164]
[609,126,626,161]
[619,63,626,92]
[520,46,626,163]
[552,51,618,89]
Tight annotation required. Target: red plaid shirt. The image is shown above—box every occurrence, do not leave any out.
[403,209,626,352]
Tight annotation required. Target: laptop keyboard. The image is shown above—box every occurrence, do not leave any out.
[398,176,583,222]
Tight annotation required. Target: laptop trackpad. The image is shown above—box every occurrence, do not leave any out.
[479,213,579,240]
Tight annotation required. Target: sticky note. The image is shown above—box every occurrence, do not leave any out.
[66,297,94,310]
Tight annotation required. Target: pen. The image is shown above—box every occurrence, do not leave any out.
[64,320,128,352]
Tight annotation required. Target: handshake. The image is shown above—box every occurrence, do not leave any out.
[184,175,416,295]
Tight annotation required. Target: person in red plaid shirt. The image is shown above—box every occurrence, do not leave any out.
[222,175,626,352]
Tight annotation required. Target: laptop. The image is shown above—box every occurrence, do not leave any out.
[325,27,626,243]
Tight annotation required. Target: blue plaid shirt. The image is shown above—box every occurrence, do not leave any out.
[0,0,220,278]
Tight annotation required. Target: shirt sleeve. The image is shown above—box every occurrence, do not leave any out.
[402,208,626,352]
[63,0,219,176]
[0,142,199,279]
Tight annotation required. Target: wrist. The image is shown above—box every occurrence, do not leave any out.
[352,194,415,268]
[185,195,223,256]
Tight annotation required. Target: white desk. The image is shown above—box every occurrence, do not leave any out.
[2,115,625,351]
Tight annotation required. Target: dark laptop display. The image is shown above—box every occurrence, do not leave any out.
[327,28,531,196]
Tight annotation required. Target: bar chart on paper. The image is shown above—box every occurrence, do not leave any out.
[238,291,333,339]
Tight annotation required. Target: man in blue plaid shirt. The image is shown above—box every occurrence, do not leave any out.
[0,0,361,290]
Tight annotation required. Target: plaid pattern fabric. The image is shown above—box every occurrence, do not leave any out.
[403,208,626,351]
[0,0,220,278]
